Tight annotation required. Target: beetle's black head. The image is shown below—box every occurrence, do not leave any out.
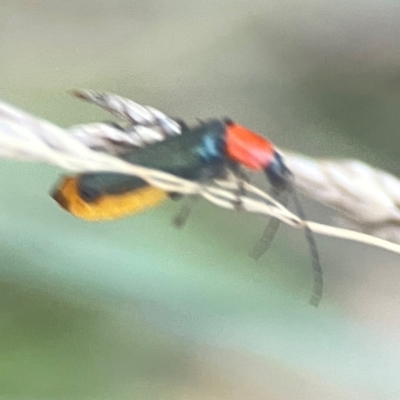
[265,151,292,188]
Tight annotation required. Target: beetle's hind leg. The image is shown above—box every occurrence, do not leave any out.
[172,195,201,228]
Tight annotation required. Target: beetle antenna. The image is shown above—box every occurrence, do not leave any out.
[249,187,288,260]
[289,182,323,307]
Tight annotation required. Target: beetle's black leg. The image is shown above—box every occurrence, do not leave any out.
[172,195,201,228]
[170,167,216,229]
[168,192,183,201]
[228,163,250,210]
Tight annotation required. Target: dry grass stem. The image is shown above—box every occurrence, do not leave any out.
[0,91,399,256]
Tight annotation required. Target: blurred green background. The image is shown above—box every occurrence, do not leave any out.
[2,1,400,398]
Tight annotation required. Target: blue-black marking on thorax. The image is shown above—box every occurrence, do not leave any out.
[195,131,225,163]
